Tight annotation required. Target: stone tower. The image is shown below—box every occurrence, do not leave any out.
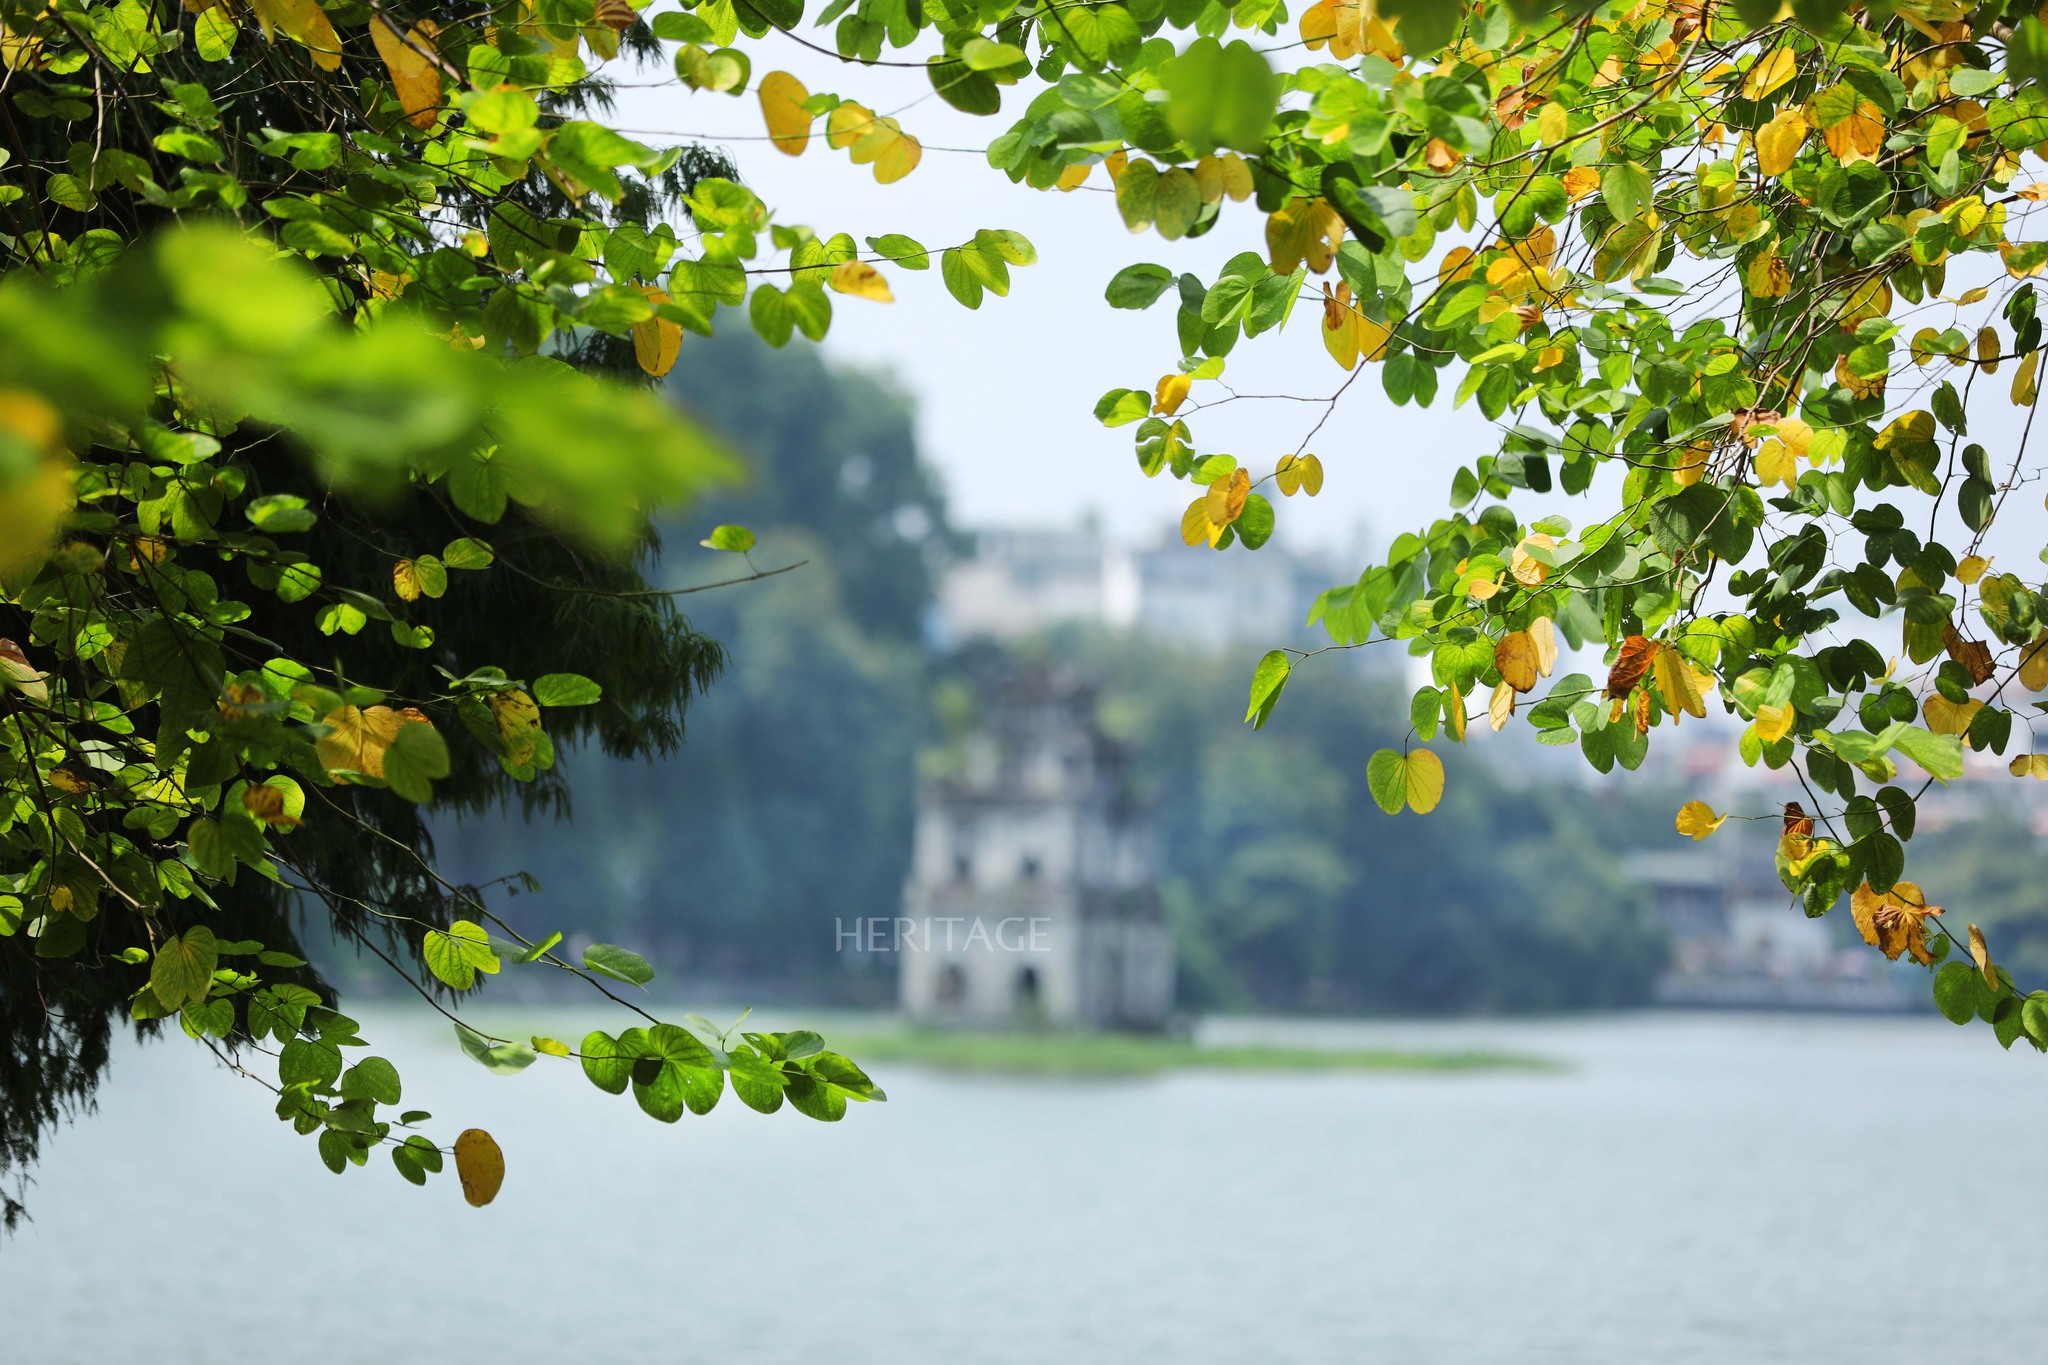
[898,671,1171,1030]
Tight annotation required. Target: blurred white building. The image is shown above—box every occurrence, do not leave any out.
[932,520,1367,656]
[899,671,1171,1030]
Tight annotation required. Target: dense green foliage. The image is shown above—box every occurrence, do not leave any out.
[12,0,2048,1220]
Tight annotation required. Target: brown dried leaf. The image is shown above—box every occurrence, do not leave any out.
[1942,624,1996,685]
[1851,880,1943,965]
[1605,635,1659,699]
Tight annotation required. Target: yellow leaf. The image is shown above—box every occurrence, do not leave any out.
[848,117,921,184]
[2004,241,2048,278]
[370,18,442,130]
[1754,439,1796,488]
[1217,153,1254,202]
[1561,166,1601,201]
[1404,748,1445,813]
[1746,250,1791,298]
[1323,299,1361,370]
[1821,100,1885,166]
[393,558,423,602]
[242,783,302,829]
[1496,631,1540,693]
[1527,616,1558,677]
[631,289,681,377]
[2014,349,2040,407]
[1180,497,1217,547]
[1055,162,1091,192]
[1969,923,1996,989]
[826,101,875,150]
[1299,0,1338,49]
[1193,155,1224,204]
[829,260,893,302]
[249,0,342,70]
[1654,646,1708,720]
[1923,694,1982,738]
[1511,533,1555,587]
[1851,880,1942,965]
[1488,679,1515,732]
[1536,101,1569,144]
[1755,109,1807,177]
[489,689,542,766]
[1835,353,1885,400]
[1277,453,1324,496]
[318,705,431,780]
[1743,46,1797,100]
[1754,701,1793,743]
[1978,326,2002,374]
[1956,554,1990,584]
[2008,753,2048,778]
[1266,197,1344,274]
[532,1036,572,1057]
[2019,632,2048,691]
[1675,800,1726,840]
[1154,372,1192,416]
[454,1128,505,1207]
[1439,246,1475,284]
[1204,468,1250,526]
[758,70,813,156]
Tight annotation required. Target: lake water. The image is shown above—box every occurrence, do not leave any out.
[6,1007,2044,1364]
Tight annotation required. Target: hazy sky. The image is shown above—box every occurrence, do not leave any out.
[614,43,2048,576]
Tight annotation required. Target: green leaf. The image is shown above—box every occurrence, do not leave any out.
[246,494,316,534]
[391,1134,443,1185]
[1244,649,1290,728]
[382,721,449,803]
[1105,263,1177,310]
[582,942,655,986]
[729,1046,788,1112]
[532,673,602,707]
[455,1022,537,1073]
[150,927,218,1010]
[1366,748,1407,815]
[700,524,756,552]
[1094,388,1150,426]
[339,1055,402,1105]
[1602,163,1654,224]
[1933,961,1980,1024]
[1160,37,1279,153]
[1891,727,1964,781]
[580,1029,635,1094]
[422,920,500,990]
[278,1036,343,1088]
[865,233,929,269]
[626,1022,722,1120]
[442,537,494,570]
